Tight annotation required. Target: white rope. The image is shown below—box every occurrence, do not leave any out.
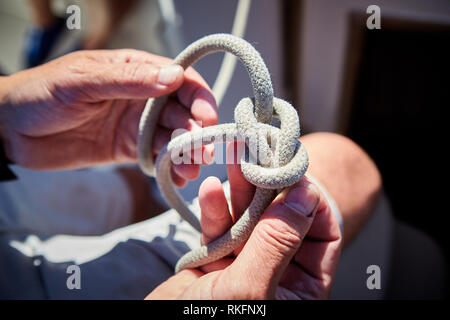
[138,34,308,272]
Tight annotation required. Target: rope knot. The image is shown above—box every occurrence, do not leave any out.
[137,33,309,272]
[235,97,308,190]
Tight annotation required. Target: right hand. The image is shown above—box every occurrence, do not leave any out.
[146,142,343,299]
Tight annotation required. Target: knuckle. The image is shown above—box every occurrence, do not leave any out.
[255,219,302,255]
[122,63,152,88]
[187,85,204,107]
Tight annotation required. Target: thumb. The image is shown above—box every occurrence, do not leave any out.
[228,178,320,299]
[81,63,184,100]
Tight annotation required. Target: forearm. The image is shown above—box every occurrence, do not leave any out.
[300,132,382,246]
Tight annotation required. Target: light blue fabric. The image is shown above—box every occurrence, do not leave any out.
[0,167,343,299]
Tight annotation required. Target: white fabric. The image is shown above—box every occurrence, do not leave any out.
[0,174,346,299]
[0,165,133,236]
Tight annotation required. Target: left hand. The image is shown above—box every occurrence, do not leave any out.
[0,49,218,186]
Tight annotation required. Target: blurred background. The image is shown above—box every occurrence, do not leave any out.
[0,0,449,299]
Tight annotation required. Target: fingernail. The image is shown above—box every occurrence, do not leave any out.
[284,181,320,217]
[158,65,183,86]
[202,144,215,164]
[188,119,202,130]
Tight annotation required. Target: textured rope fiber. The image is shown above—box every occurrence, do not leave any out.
[138,34,309,273]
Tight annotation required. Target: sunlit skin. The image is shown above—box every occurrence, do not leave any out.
[0,49,218,186]
[146,133,381,299]
[146,142,343,299]
[0,50,381,300]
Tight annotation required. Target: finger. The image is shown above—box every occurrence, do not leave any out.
[172,163,201,181]
[227,179,320,299]
[278,183,342,299]
[79,62,184,101]
[173,145,214,167]
[198,177,234,273]
[108,55,218,127]
[202,144,215,165]
[171,166,187,188]
[278,235,341,300]
[198,176,233,245]
[177,67,218,127]
[152,126,172,155]
[106,49,173,65]
[158,98,194,130]
[290,198,342,282]
[301,188,342,242]
[113,99,146,162]
[276,264,329,300]
[226,141,255,222]
[145,269,204,300]
[187,121,215,164]
[169,120,214,166]
[288,238,341,292]
[152,125,202,183]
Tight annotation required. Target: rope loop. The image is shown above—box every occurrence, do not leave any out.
[137,33,309,272]
[138,33,274,176]
[235,97,308,189]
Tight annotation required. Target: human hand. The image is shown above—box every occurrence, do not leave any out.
[146,142,342,299]
[0,49,217,186]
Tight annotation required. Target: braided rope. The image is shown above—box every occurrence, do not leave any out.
[138,34,309,272]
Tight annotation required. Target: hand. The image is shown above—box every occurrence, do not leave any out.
[146,142,342,299]
[0,49,218,186]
